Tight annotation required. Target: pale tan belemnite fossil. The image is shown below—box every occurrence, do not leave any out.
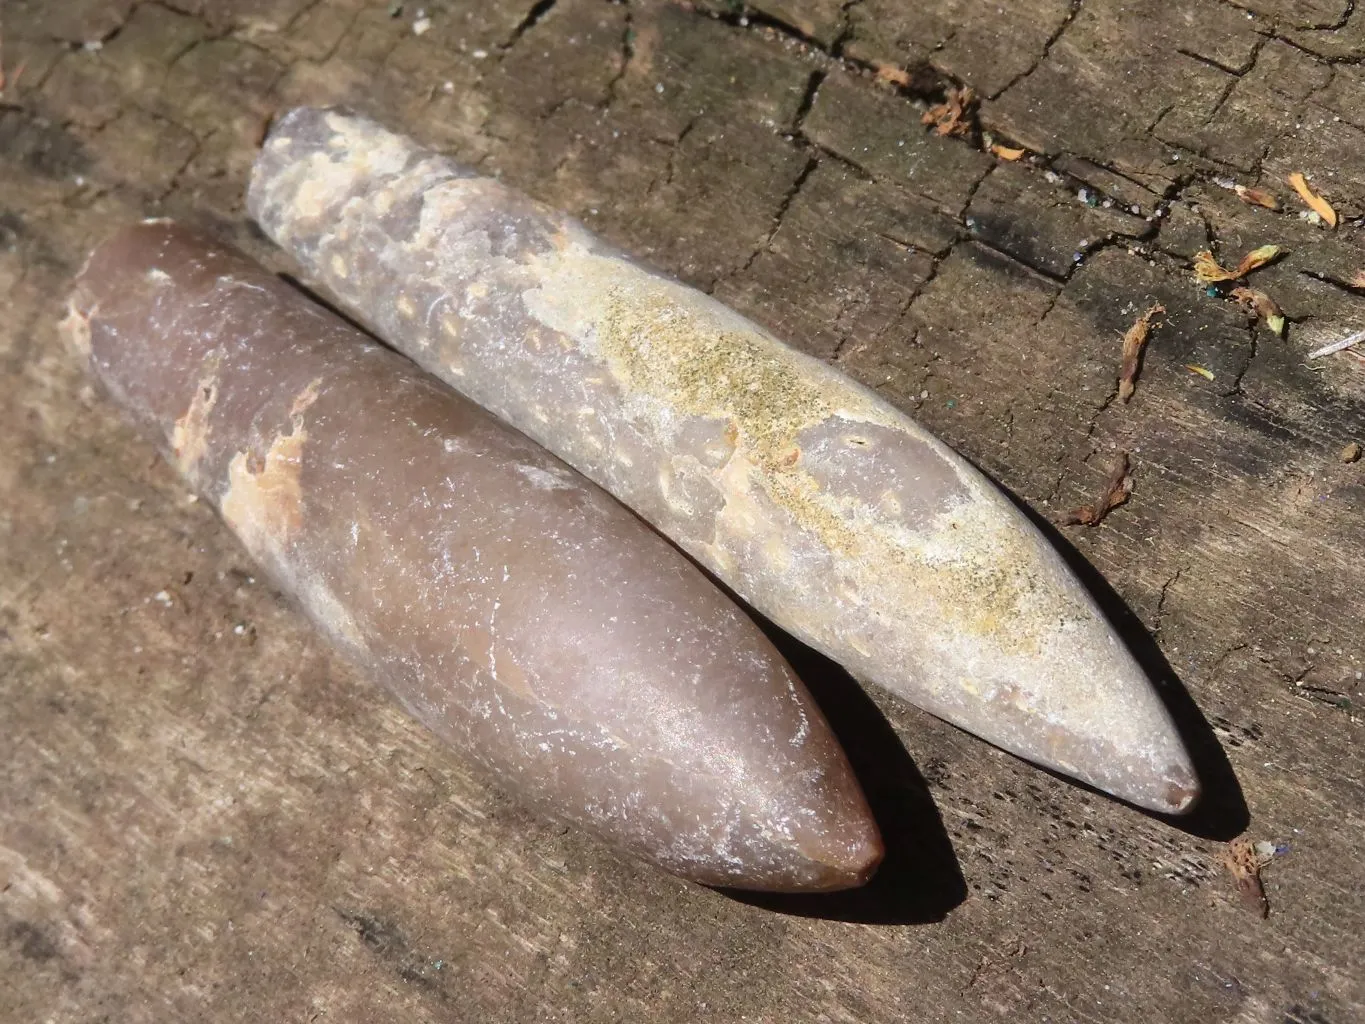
[249,108,1199,814]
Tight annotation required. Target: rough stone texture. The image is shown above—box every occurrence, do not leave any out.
[1,1,1362,1022]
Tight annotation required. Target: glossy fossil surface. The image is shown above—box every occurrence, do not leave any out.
[64,221,883,891]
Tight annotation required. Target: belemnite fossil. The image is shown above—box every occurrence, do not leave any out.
[63,221,883,892]
[249,107,1200,815]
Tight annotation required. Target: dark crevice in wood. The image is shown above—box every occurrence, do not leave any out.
[502,0,559,50]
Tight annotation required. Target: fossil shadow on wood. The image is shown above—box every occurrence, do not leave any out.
[986,470,1249,841]
[718,614,967,925]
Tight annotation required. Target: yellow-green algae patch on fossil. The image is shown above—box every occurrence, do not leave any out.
[520,243,1084,663]
[247,107,1201,815]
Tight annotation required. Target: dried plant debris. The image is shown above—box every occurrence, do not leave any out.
[0,23,29,100]
[1231,287,1287,336]
[922,86,976,138]
[990,142,1026,161]
[1059,454,1133,527]
[1307,328,1365,360]
[1288,172,1338,229]
[1193,246,1285,285]
[1340,442,1362,464]
[1118,304,1165,403]
[874,63,913,89]
[1224,838,1282,918]
[0,58,26,99]
[1351,270,1365,290]
[1233,184,1280,210]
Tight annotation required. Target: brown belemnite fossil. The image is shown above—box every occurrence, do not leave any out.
[249,108,1202,815]
[66,221,883,892]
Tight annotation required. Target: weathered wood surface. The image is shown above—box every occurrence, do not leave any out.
[1,1,1362,1020]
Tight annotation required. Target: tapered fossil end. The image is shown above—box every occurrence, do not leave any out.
[1019,637,1202,815]
[681,750,885,892]
[863,472,1204,816]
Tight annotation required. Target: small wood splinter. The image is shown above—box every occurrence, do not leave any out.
[1224,837,1276,918]
[1060,454,1133,527]
[1118,304,1165,403]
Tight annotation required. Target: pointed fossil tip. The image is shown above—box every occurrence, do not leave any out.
[1159,765,1202,816]
[716,788,885,894]
[802,827,886,893]
[1110,752,1201,816]
[1130,715,1203,816]
[790,791,887,893]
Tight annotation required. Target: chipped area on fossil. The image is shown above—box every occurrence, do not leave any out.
[221,423,307,561]
[58,300,93,358]
[217,377,361,651]
[219,377,319,566]
[257,112,422,238]
[171,354,221,482]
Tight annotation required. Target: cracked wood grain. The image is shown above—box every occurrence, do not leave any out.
[1,0,1363,1021]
